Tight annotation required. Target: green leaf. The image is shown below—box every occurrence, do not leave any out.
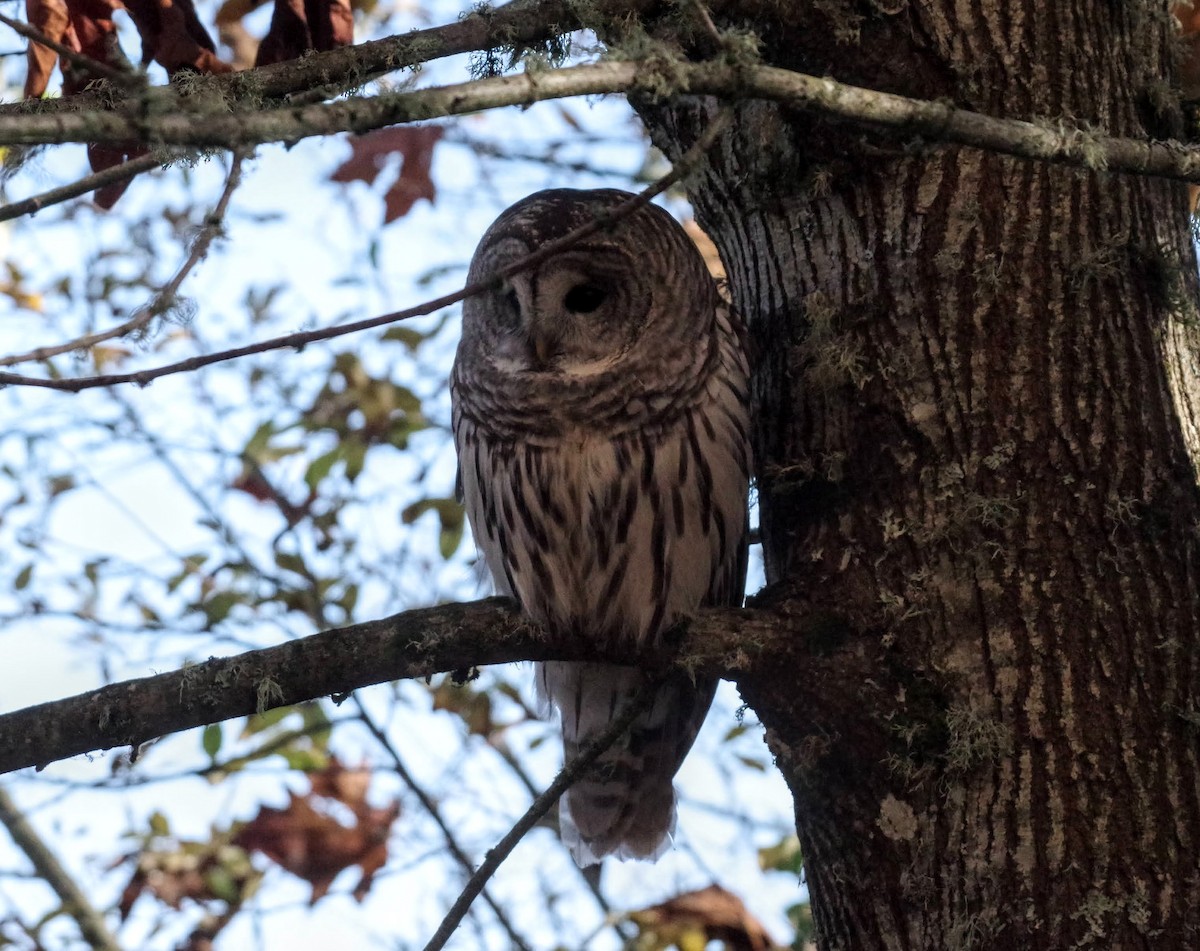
[382,326,427,350]
[148,811,171,837]
[243,705,294,736]
[274,550,308,576]
[205,866,240,903]
[759,835,803,875]
[279,747,329,772]
[202,723,223,759]
[243,421,276,459]
[787,900,815,947]
[402,497,466,560]
[167,553,208,594]
[200,591,241,626]
[14,564,32,590]
[304,447,342,490]
[342,437,367,481]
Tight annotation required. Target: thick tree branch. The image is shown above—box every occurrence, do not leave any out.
[0,598,778,777]
[3,60,1199,184]
[0,0,636,118]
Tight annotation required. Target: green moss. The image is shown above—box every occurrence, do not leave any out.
[943,704,1010,773]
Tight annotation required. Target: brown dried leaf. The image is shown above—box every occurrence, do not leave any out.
[214,0,268,25]
[255,0,352,67]
[331,126,444,223]
[85,143,148,208]
[432,680,496,739]
[1176,3,1200,36]
[23,0,73,98]
[629,884,782,951]
[117,833,260,920]
[684,218,726,284]
[307,755,371,807]
[123,0,231,74]
[27,0,227,209]
[214,0,266,67]
[234,759,399,903]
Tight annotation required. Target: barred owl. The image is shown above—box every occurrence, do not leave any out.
[450,189,751,866]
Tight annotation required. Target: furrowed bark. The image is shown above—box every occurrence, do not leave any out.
[639,1,1200,947]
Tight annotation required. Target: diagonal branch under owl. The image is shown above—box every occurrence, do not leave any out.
[422,677,664,951]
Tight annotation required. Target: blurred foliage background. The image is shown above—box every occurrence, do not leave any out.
[0,1,807,948]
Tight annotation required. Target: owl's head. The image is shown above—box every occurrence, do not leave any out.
[460,189,716,379]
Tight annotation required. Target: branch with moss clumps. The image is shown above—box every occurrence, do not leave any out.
[0,597,782,777]
[5,59,1200,185]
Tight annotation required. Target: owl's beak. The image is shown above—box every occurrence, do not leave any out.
[531,333,554,365]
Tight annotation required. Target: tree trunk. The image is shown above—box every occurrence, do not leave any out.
[639,2,1200,947]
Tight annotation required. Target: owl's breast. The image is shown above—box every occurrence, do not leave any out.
[457,402,748,647]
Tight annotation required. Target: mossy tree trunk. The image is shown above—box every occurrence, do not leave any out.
[640,2,1200,947]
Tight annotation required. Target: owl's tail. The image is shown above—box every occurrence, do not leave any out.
[536,662,717,867]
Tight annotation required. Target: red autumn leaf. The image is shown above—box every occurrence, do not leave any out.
[306,755,372,805]
[22,0,229,208]
[330,126,443,223]
[629,884,783,951]
[23,0,73,98]
[234,758,399,903]
[60,0,124,93]
[85,143,146,208]
[123,0,232,75]
[255,0,352,67]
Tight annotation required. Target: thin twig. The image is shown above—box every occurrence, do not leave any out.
[0,152,166,223]
[354,699,534,951]
[0,112,731,390]
[0,152,246,368]
[0,10,138,87]
[687,0,725,46]
[0,786,124,951]
[421,678,663,951]
[491,738,631,936]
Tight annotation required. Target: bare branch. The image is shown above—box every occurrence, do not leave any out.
[0,786,124,951]
[355,700,534,951]
[421,678,663,951]
[0,152,246,367]
[2,59,1196,186]
[0,597,779,777]
[0,112,731,387]
[0,152,166,223]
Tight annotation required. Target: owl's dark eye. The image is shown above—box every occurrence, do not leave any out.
[502,286,520,313]
[563,283,607,314]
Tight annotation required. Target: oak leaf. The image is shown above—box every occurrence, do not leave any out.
[234,757,399,903]
[629,884,782,951]
[254,0,352,66]
[330,126,444,223]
